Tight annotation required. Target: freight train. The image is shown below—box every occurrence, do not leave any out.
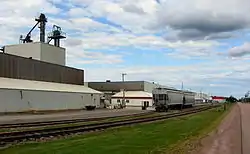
[152,87,195,112]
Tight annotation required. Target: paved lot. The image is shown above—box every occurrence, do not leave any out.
[197,103,250,154]
[0,109,151,124]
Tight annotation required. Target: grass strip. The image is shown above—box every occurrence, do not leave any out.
[167,103,234,153]
[1,105,229,154]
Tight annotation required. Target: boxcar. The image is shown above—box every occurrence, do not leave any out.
[153,88,195,112]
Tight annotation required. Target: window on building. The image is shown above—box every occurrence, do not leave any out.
[126,100,129,103]
[117,99,120,103]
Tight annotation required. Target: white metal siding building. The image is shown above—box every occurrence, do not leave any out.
[111,91,153,108]
[195,92,212,103]
[0,77,102,113]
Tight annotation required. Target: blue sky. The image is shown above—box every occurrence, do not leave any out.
[1,0,250,98]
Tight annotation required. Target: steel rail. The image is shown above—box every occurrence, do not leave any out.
[0,105,208,129]
[0,105,218,146]
[0,111,155,129]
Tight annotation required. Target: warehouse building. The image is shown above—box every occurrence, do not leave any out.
[0,77,103,113]
[86,81,174,109]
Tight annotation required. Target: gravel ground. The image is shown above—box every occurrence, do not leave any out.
[239,103,250,154]
[0,109,151,124]
[195,103,242,154]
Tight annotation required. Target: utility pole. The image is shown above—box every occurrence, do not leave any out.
[181,81,184,111]
[200,88,203,103]
[122,73,127,108]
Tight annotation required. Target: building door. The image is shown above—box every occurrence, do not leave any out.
[142,101,149,110]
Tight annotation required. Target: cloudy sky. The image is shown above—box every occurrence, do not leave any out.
[1,0,250,97]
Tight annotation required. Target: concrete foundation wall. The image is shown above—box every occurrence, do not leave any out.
[0,89,101,113]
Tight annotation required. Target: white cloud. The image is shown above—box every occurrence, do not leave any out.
[65,0,250,38]
[65,45,124,65]
[152,0,250,40]
[83,58,250,97]
[64,32,220,53]
[228,42,250,57]
[1,0,250,98]
[0,0,62,46]
[67,0,159,33]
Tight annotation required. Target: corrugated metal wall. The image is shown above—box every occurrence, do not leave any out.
[0,89,101,113]
[0,53,84,85]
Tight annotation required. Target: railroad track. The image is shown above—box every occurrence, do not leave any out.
[0,111,155,129]
[0,105,207,129]
[0,105,219,146]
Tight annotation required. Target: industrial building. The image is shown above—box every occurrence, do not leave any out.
[0,13,103,113]
[0,52,84,85]
[86,81,174,109]
[0,77,103,113]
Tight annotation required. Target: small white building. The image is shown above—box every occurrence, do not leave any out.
[111,91,153,108]
[195,92,212,103]
[0,77,103,113]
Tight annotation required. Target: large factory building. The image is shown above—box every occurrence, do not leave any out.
[0,13,103,114]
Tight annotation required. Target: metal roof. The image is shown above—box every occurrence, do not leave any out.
[0,77,102,94]
[87,81,145,92]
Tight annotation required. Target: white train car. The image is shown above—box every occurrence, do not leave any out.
[152,88,195,112]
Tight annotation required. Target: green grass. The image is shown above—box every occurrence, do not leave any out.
[167,103,234,153]
[0,106,231,154]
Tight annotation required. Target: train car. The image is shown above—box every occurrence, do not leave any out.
[153,88,183,111]
[183,91,195,107]
[152,88,195,112]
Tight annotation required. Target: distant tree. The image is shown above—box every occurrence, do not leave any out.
[226,95,238,103]
[243,97,250,103]
[239,97,244,102]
